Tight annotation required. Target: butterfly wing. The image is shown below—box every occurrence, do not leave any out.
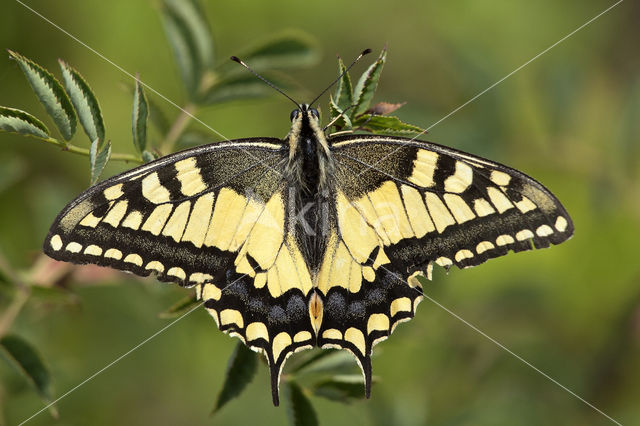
[316,134,573,394]
[44,138,315,405]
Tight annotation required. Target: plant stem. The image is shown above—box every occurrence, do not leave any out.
[159,102,198,155]
[41,137,143,164]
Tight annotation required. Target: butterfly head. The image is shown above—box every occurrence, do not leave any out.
[290,104,320,123]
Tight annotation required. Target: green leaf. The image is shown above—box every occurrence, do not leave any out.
[8,50,76,140]
[132,77,149,153]
[161,0,213,97]
[312,374,367,403]
[0,334,57,417]
[158,293,199,319]
[353,114,425,136]
[89,138,111,185]
[141,150,157,163]
[286,381,318,426]
[0,106,49,139]
[219,31,319,77]
[212,342,258,415]
[353,49,387,116]
[202,74,290,105]
[290,349,357,376]
[328,97,352,131]
[334,57,353,112]
[59,60,105,144]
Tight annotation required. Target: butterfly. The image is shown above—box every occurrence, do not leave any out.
[44,53,574,406]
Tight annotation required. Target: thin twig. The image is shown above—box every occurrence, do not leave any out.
[40,137,143,164]
[159,102,198,155]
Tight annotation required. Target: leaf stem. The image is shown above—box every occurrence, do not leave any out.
[159,102,198,155]
[40,137,143,164]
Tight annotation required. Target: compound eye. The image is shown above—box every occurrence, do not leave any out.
[310,108,320,119]
[290,109,299,121]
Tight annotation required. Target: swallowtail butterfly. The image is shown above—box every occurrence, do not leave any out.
[44,51,573,405]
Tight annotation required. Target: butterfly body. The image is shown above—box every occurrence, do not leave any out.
[44,103,573,406]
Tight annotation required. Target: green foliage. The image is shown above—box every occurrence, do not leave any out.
[329,49,425,136]
[8,50,76,140]
[161,0,213,97]
[212,342,258,415]
[353,49,386,116]
[0,334,57,418]
[311,375,367,402]
[59,60,105,145]
[158,293,200,318]
[132,77,149,154]
[286,381,319,426]
[0,107,49,139]
[334,57,354,112]
[89,138,112,185]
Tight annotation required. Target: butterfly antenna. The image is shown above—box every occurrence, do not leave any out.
[308,48,372,107]
[230,56,300,110]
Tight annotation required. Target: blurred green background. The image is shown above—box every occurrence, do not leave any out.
[1,0,638,425]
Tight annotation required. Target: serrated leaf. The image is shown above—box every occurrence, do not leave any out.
[291,350,358,376]
[286,381,318,426]
[353,114,425,136]
[89,138,111,185]
[8,50,76,140]
[212,342,258,415]
[161,0,213,97]
[334,57,353,112]
[288,349,339,375]
[141,150,157,163]
[353,49,387,116]
[220,31,319,78]
[59,60,105,144]
[202,74,290,105]
[328,97,351,130]
[158,293,199,319]
[132,77,149,153]
[122,81,169,133]
[0,106,49,139]
[312,375,367,403]
[0,334,57,417]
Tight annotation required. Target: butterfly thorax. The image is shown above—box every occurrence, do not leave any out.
[285,106,335,270]
[285,106,334,195]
